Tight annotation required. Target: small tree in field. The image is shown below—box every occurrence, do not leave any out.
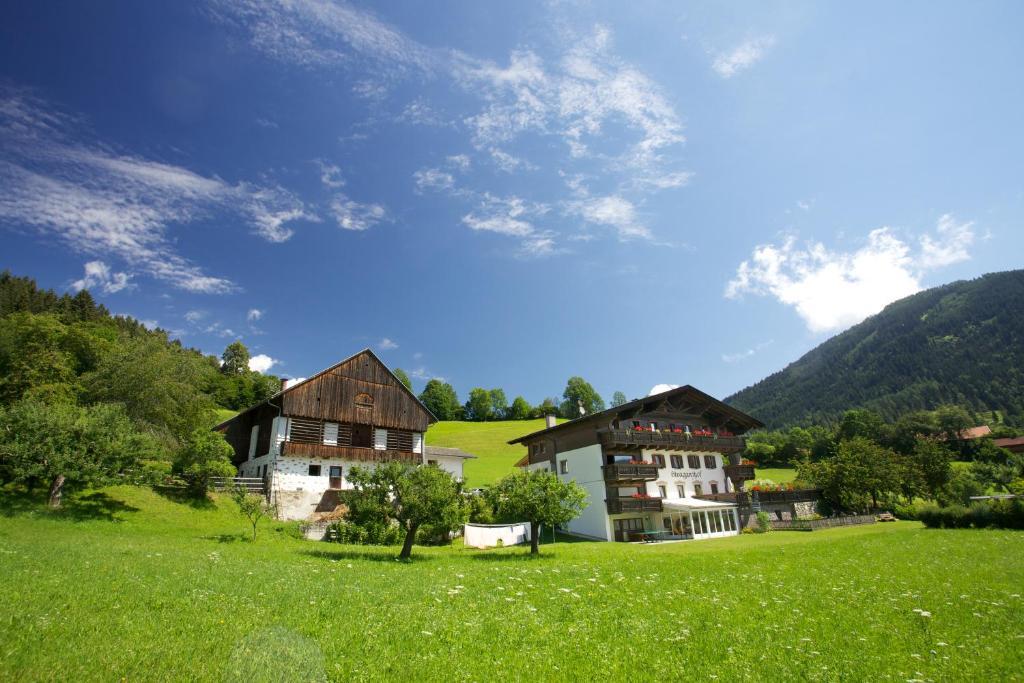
[347,461,468,560]
[173,428,236,497]
[232,485,275,541]
[490,469,587,554]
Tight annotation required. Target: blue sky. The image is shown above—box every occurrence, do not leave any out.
[1,1,1022,406]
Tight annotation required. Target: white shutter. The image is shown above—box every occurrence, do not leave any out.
[412,432,423,454]
[323,422,339,446]
[273,417,289,455]
[374,428,387,450]
[248,425,259,460]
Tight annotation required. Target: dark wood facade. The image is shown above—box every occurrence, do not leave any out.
[215,349,435,465]
[509,385,763,470]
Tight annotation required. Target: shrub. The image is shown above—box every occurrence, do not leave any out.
[173,429,235,497]
[893,502,920,520]
[755,511,772,533]
[328,519,402,546]
[919,499,1024,529]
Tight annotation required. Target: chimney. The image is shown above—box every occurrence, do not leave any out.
[545,414,557,429]
[282,377,307,390]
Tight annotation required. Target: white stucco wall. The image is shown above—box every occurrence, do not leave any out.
[429,456,466,480]
[640,450,727,500]
[554,443,612,541]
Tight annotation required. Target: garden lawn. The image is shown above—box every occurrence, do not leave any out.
[1,485,1023,682]
[426,419,562,486]
[754,466,798,484]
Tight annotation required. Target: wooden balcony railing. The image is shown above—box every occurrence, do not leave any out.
[603,463,660,482]
[606,497,664,514]
[695,489,822,506]
[600,429,747,453]
[280,441,420,464]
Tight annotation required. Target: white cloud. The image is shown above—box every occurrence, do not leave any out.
[919,214,975,268]
[316,160,346,188]
[378,337,398,350]
[569,195,650,240]
[462,194,547,239]
[248,353,278,373]
[70,260,132,294]
[330,195,386,231]
[446,154,470,171]
[0,88,314,293]
[796,199,812,212]
[247,308,263,322]
[712,36,776,79]
[413,167,455,193]
[408,366,443,382]
[726,215,977,333]
[648,383,680,396]
[184,310,206,323]
[488,147,535,173]
[208,0,437,74]
[396,98,447,126]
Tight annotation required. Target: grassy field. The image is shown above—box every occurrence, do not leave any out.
[1,486,1022,681]
[754,466,798,484]
[426,419,560,486]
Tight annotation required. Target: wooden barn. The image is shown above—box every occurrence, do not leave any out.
[214,349,469,520]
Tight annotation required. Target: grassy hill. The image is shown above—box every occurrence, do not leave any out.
[426,418,562,486]
[727,269,1024,428]
[1,484,1022,680]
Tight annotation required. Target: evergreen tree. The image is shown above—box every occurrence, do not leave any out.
[610,391,628,407]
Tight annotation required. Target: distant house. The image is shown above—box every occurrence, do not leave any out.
[994,436,1024,454]
[509,385,770,542]
[959,425,992,440]
[214,349,472,520]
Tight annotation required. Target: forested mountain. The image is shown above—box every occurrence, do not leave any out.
[726,270,1024,429]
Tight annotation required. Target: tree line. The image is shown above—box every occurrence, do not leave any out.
[0,272,280,506]
[399,374,626,422]
[749,405,1024,514]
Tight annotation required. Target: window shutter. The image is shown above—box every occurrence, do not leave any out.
[248,425,259,460]
[374,428,387,450]
[323,422,339,446]
[412,432,423,454]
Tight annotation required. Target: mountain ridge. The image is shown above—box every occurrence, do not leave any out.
[725,269,1024,429]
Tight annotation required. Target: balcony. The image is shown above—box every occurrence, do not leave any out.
[603,463,660,482]
[606,497,664,514]
[724,463,756,487]
[600,429,747,454]
[695,489,822,506]
[280,441,420,464]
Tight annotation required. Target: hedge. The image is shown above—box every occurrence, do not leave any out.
[917,499,1024,530]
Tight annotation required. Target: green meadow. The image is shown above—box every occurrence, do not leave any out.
[426,419,556,486]
[1,485,1022,681]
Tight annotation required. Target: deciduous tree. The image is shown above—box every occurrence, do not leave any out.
[610,391,628,408]
[490,469,587,554]
[393,368,413,391]
[418,379,460,421]
[509,396,532,420]
[560,377,604,419]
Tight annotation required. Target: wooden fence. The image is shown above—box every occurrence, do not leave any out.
[771,514,876,531]
[210,477,265,494]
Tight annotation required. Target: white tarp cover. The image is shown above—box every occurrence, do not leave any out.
[662,497,738,511]
[464,523,530,549]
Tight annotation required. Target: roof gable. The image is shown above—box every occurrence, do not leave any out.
[215,348,435,432]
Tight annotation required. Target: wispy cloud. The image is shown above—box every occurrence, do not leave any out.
[711,36,776,79]
[247,308,264,322]
[413,167,455,193]
[568,195,650,241]
[377,337,398,350]
[726,215,977,333]
[316,160,346,188]
[722,340,774,364]
[0,87,315,293]
[70,260,132,294]
[331,195,386,231]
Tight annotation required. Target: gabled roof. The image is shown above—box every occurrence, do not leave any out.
[213,348,436,430]
[507,384,763,445]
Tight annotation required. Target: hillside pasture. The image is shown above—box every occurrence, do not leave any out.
[0,485,1022,681]
[426,419,560,486]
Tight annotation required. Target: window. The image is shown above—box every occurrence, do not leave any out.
[677,485,686,498]
[704,455,716,469]
[322,422,338,447]
[532,444,539,455]
[662,517,672,530]
[386,429,414,452]
[631,420,641,428]
[560,459,568,474]
[657,485,667,499]
[670,455,684,469]
[308,464,322,476]
[693,483,703,496]
[248,425,259,460]
[687,455,701,469]
[652,454,665,468]
[710,481,719,494]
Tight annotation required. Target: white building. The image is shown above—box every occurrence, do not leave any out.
[215,349,472,520]
[510,386,763,542]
